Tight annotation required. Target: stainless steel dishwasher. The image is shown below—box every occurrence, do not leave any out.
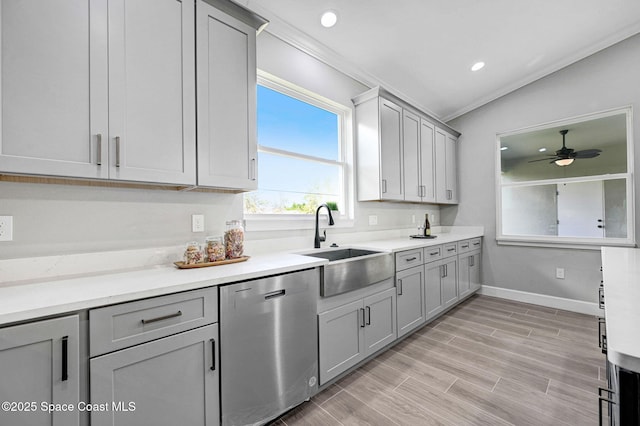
[219,268,319,426]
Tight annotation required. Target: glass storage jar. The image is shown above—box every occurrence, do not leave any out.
[224,220,244,259]
[183,241,204,265]
[205,236,225,262]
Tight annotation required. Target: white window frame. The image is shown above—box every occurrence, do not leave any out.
[244,70,354,232]
[496,106,635,249]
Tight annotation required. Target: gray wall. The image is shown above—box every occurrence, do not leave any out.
[446,33,640,302]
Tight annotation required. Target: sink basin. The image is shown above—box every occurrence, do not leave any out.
[304,248,380,262]
[302,248,394,297]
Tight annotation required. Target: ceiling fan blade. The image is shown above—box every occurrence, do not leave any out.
[528,157,558,163]
[574,149,602,158]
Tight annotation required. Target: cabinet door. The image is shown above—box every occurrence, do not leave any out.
[435,128,458,204]
[318,300,364,385]
[457,254,472,299]
[379,98,404,200]
[363,287,397,355]
[108,0,196,185]
[469,251,482,292]
[396,266,426,338]
[425,261,444,319]
[402,109,421,202]
[442,257,458,309]
[419,119,436,202]
[90,323,219,426]
[0,315,79,426]
[0,0,108,179]
[196,0,257,190]
[445,133,459,203]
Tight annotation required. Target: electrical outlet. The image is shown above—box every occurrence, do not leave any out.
[0,216,13,241]
[411,215,416,224]
[191,214,204,233]
[368,215,378,226]
[556,268,565,279]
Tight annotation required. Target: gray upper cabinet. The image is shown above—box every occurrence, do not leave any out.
[196,0,265,191]
[403,110,421,202]
[435,127,459,204]
[108,0,196,185]
[0,0,196,185]
[353,92,404,201]
[353,87,459,204]
[0,315,80,426]
[0,0,108,179]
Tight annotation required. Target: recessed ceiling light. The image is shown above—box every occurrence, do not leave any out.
[321,11,338,28]
[538,148,547,152]
[500,146,508,151]
[471,62,485,72]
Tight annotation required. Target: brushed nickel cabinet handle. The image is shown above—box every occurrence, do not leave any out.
[397,279,403,295]
[96,134,102,165]
[381,179,387,194]
[115,136,121,167]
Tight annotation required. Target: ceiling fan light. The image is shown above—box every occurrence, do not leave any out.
[555,158,574,166]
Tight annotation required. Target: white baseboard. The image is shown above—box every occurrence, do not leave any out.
[479,285,600,316]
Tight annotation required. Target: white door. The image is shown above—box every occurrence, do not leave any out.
[557,181,604,238]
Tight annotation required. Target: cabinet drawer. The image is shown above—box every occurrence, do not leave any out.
[469,238,482,250]
[90,287,218,357]
[443,243,458,258]
[457,239,471,254]
[424,246,443,262]
[395,248,424,271]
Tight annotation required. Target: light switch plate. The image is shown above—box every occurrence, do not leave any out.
[0,216,13,241]
[556,267,565,279]
[368,215,378,226]
[192,214,204,233]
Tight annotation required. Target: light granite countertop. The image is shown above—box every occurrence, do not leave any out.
[601,246,640,373]
[0,229,483,326]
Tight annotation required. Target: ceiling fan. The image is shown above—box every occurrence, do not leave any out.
[528,129,602,166]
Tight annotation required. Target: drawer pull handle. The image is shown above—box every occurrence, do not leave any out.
[265,289,286,300]
[461,244,469,248]
[430,251,440,256]
[141,310,183,325]
[61,336,68,382]
[405,257,417,261]
[447,248,455,252]
[365,306,371,326]
[473,242,480,246]
[210,339,216,371]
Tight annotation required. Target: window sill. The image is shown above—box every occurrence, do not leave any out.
[244,213,354,232]
[496,236,636,250]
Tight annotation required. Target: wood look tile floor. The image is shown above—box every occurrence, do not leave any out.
[273,295,607,426]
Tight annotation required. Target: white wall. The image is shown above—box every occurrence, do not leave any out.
[0,30,440,260]
[446,33,640,303]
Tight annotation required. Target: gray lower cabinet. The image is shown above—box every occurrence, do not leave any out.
[396,265,426,338]
[89,287,219,426]
[425,260,445,319]
[441,256,459,309]
[458,250,481,299]
[0,315,80,426]
[90,324,219,426]
[318,286,396,385]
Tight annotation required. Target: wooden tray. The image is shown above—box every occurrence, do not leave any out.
[174,256,250,269]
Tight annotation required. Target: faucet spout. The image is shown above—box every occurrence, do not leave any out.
[314,204,335,248]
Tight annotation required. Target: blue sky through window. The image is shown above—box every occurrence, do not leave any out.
[245,85,342,214]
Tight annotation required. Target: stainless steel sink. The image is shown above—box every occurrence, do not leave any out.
[302,248,394,297]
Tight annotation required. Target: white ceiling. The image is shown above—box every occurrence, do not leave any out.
[240,0,640,121]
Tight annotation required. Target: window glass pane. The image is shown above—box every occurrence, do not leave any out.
[244,152,341,214]
[604,178,627,238]
[257,85,339,160]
